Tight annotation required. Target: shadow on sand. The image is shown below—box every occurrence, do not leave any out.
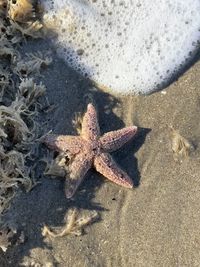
[1,38,150,266]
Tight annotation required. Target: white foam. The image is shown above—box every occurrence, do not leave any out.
[41,0,200,94]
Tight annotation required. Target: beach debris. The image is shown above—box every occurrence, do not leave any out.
[18,78,46,108]
[41,103,137,198]
[0,67,12,101]
[0,35,18,58]
[43,151,68,178]
[0,13,50,215]
[72,112,83,135]
[170,126,193,161]
[9,19,45,39]
[0,225,25,252]
[0,0,45,40]
[0,78,46,214]
[42,208,99,237]
[13,52,52,77]
[41,0,200,94]
[0,0,7,16]
[7,0,35,22]
[0,226,15,252]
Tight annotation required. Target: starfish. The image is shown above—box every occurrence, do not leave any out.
[41,103,137,198]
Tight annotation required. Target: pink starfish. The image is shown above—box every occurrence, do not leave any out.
[41,103,137,198]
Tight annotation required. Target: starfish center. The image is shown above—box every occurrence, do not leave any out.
[88,141,101,156]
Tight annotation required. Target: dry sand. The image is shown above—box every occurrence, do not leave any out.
[2,37,200,267]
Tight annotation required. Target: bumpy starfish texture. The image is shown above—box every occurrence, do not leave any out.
[41,103,137,198]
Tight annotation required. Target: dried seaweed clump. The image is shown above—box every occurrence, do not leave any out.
[0,10,51,217]
[42,208,99,238]
[0,225,25,252]
[13,51,52,77]
[43,152,67,178]
[0,66,12,101]
[0,34,18,58]
[0,78,46,213]
[0,0,45,39]
[0,5,53,256]
[170,126,194,161]
[0,226,15,252]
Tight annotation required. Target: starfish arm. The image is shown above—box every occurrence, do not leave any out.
[94,153,133,188]
[65,152,93,198]
[99,126,137,152]
[81,103,100,141]
[41,134,84,154]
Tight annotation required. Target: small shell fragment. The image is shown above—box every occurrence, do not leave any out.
[170,126,193,161]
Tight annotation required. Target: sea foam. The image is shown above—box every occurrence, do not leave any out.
[42,0,200,94]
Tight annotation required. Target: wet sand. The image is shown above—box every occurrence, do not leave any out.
[2,38,200,266]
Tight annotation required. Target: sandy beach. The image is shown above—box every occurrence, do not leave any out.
[0,31,198,267]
